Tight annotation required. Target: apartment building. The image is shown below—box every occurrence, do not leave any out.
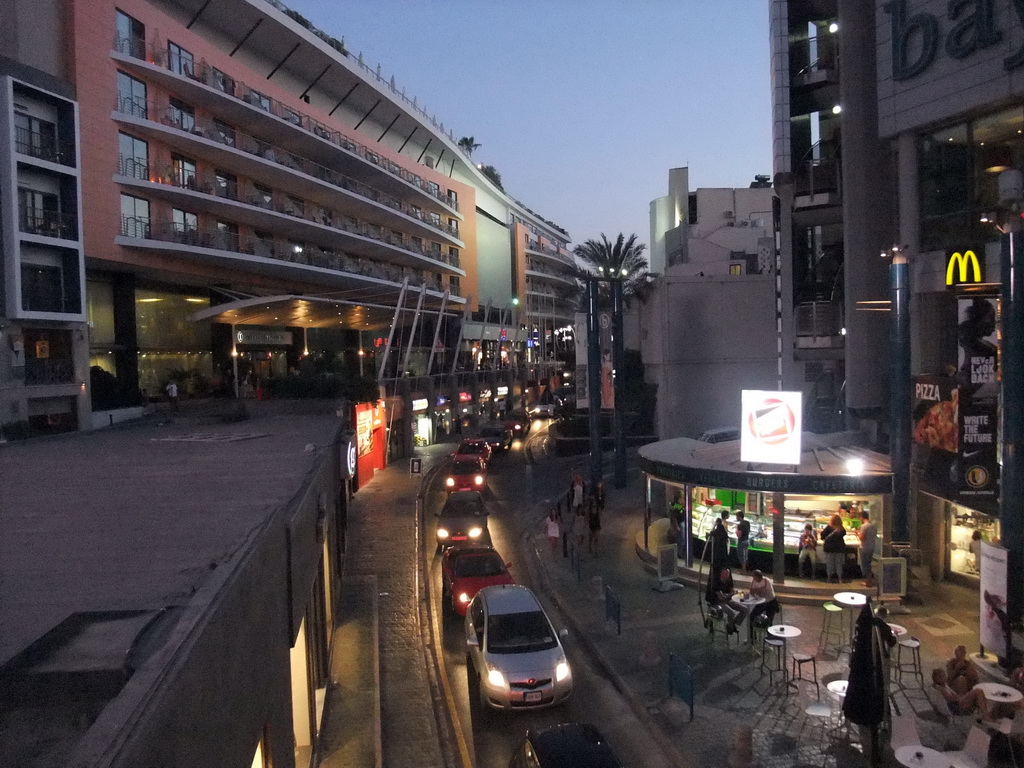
[2,0,574,438]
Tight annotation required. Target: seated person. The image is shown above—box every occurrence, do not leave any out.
[706,567,750,634]
[747,570,780,626]
[932,668,993,721]
[946,644,981,695]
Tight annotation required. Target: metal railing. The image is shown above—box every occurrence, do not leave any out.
[19,206,78,240]
[112,34,458,211]
[14,126,76,167]
[24,358,75,385]
[118,216,457,296]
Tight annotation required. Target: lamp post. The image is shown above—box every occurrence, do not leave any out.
[888,246,911,544]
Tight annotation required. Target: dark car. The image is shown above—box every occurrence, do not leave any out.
[508,723,623,768]
[478,423,513,452]
[435,490,489,552]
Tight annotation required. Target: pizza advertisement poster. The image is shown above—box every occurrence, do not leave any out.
[740,390,802,465]
[912,375,958,454]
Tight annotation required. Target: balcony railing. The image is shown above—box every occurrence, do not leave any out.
[795,300,843,336]
[19,206,78,240]
[118,216,459,296]
[14,126,76,167]
[525,239,572,264]
[112,36,458,211]
[24,357,76,385]
[114,100,460,241]
[115,154,463,270]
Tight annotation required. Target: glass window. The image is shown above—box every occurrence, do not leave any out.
[117,71,147,118]
[120,193,150,237]
[285,195,305,217]
[167,41,195,77]
[118,132,149,179]
[15,112,58,161]
[730,264,743,276]
[210,67,235,95]
[168,98,195,132]
[245,89,271,111]
[135,288,212,352]
[974,107,1024,214]
[171,154,196,189]
[215,220,239,251]
[920,123,971,252]
[213,119,235,147]
[87,280,116,345]
[252,183,273,209]
[21,263,65,313]
[18,187,59,234]
[214,169,237,200]
[115,9,145,58]
[282,107,302,126]
[172,208,198,237]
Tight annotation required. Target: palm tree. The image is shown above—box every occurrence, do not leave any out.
[573,233,652,306]
[479,164,503,191]
[458,136,481,156]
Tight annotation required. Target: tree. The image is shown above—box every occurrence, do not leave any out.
[572,233,652,306]
[479,164,503,191]
[458,136,481,156]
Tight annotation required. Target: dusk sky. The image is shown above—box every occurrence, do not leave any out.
[279,1,772,252]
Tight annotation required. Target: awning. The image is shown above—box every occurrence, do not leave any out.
[191,294,422,330]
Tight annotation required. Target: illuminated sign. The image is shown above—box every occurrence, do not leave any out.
[497,386,509,397]
[412,398,428,412]
[946,250,982,286]
[437,396,448,407]
[740,390,803,466]
[458,391,472,403]
[235,330,293,346]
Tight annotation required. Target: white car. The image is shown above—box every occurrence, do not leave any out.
[465,584,572,711]
[529,402,555,419]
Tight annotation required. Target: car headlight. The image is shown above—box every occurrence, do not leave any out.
[446,477,455,487]
[468,526,483,539]
[474,475,484,485]
[458,592,470,604]
[514,424,521,431]
[437,528,449,539]
[487,668,506,688]
[555,660,571,682]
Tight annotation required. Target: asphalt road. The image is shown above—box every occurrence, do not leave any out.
[423,421,673,768]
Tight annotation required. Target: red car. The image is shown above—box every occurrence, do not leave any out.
[445,456,486,493]
[455,437,492,465]
[441,546,513,615]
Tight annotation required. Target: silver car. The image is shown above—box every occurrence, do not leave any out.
[465,584,572,711]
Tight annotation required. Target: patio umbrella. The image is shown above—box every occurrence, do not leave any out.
[843,599,886,727]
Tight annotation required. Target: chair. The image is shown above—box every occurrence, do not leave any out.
[791,653,819,696]
[895,637,923,684]
[943,725,991,768]
[819,601,845,650]
[760,636,786,684]
[700,600,739,646]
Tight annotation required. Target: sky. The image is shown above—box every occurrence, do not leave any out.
[279,0,772,250]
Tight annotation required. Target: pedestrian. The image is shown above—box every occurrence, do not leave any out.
[858,510,877,586]
[545,509,560,554]
[571,506,588,552]
[593,480,606,512]
[709,508,730,569]
[558,501,573,559]
[165,379,179,411]
[567,472,586,515]
[735,509,750,571]
[797,523,818,579]
[587,496,601,553]
[822,513,847,583]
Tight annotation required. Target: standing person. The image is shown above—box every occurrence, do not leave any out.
[558,501,573,559]
[735,510,751,572]
[798,523,818,579]
[571,506,588,552]
[593,480,606,513]
[858,510,878,587]
[709,509,731,569]
[545,509,560,554]
[165,379,179,411]
[969,529,983,572]
[587,496,601,553]
[567,473,586,516]
[823,513,847,584]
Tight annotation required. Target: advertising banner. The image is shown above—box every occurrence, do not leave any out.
[912,375,958,454]
[598,311,614,409]
[574,313,589,409]
[958,398,999,504]
[957,296,999,397]
[980,541,1009,660]
[740,391,803,465]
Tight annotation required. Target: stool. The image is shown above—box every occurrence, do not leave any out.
[895,637,923,684]
[819,601,844,650]
[760,636,785,684]
[791,653,820,697]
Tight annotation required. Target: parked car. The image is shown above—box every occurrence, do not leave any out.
[478,423,513,452]
[465,584,572,711]
[435,491,489,552]
[441,546,513,616]
[508,723,624,768]
[445,457,486,494]
[455,437,492,465]
[697,427,741,444]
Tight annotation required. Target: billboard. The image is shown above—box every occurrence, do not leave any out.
[980,541,1009,661]
[740,391,803,465]
[574,313,589,409]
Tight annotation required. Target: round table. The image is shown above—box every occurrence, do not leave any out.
[974,681,1024,704]
[894,745,948,768]
[766,625,801,689]
[833,592,868,648]
[737,595,765,645]
[887,623,908,638]
[827,679,848,696]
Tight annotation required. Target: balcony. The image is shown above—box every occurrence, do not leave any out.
[525,239,574,268]
[14,126,76,168]
[112,99,463,246]
[114,156,464,274]
[794,300,844,356]
[789,35,839,88]
[19,206,78,241]
[110,39,460,216]
[117,216,459,298]
[24,357,75,386]
[525,262,576,287]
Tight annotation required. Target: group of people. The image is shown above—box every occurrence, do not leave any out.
[704,566,780,636]
[545,472,606,557]
[796,506,877,586]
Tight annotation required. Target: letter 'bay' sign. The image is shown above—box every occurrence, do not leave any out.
[885,0,1024,80]
[946,249,983,286]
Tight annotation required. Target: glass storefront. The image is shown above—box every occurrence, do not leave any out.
[135,288,211,396]
[947,500,1000,579]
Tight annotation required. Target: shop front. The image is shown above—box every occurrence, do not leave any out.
[412,397,432,446]
[354,401,386,490]
[638,433,893,578]
[435,395,453,438]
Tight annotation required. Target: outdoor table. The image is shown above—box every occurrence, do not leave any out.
[827,679,848,696]
[833,591,868,648]
[737,594,765,646]
[893,745,950,768]
[887,623,908,638]
[974,682,1024,705]
[767,624,801,688]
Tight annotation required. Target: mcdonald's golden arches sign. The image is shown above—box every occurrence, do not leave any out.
[946,250,983,286]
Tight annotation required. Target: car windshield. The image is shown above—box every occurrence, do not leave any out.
[458,443,484,455]
[479,427,503,437]
[487,610,557,653]
[454,553,506,578]
[452,460,481,475]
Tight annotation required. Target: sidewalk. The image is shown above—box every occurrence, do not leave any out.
[527,467,989,768]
